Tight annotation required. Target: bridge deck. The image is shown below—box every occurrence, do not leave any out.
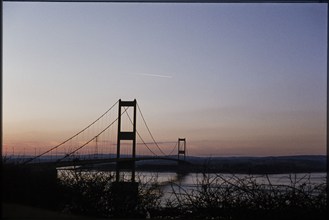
[26,156,190,168]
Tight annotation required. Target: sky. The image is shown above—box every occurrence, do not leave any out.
[3,2,327,157]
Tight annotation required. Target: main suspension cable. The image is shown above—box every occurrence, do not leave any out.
[123,107,157,156]
[56,106,128,163]
[168,141,178,156]
[22,100,119,164]
[137,103,166,156]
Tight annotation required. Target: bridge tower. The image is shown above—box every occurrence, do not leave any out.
[112,99,139,217]
[116,99,137,182]
[178,138,186,160]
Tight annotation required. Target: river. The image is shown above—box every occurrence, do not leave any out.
[58,169,326,194]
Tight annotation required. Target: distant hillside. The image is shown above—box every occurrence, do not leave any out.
[136,155,326,174]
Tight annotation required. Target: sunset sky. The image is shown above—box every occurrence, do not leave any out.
[3,2,327,156]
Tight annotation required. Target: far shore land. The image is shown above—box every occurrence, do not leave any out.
[70,155,326,174]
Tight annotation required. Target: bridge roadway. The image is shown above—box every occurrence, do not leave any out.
[26,156,190,168]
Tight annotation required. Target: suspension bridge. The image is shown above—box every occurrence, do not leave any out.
[3,100,190,213]
[18,99,188,170]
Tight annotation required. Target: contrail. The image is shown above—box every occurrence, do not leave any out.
[133,73,173,79]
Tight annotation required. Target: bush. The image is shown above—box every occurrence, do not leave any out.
[58,170,163,218]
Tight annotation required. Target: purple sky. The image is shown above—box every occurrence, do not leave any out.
[3,3,327,156]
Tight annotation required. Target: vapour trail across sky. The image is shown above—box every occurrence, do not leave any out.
[132,73,173,78]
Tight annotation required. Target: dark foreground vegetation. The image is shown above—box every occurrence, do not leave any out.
[2,164,327,219]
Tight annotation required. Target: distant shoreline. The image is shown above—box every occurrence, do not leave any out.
[73,155,326,174]
[5,155,326,175]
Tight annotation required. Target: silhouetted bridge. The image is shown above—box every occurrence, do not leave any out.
[20,99,189,178]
